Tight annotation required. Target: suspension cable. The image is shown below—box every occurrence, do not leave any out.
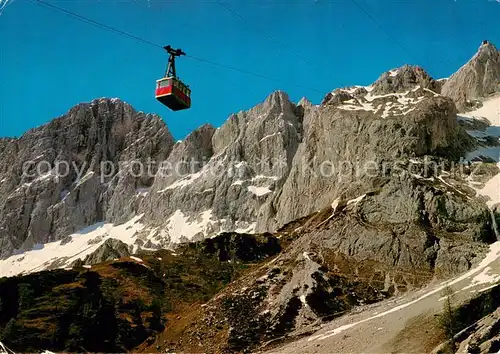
[32,0,325,94]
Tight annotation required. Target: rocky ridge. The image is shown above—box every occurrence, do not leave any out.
[442,40,500,111]
[0,41,500,354]
[0,98,174,258]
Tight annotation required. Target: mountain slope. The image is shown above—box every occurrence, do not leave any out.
[0,233,280,353]
[267,243,500,354]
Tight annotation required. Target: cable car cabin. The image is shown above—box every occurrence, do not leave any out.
[155,77,191,111]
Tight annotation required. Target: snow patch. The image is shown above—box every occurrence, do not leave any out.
[300,294,308,307]
[136,187,150,196]
[234,223,256,234]
[253,175,280,181]
[463,267,500,290]
[0,341,13,354]
[166,209,214,243]
[158,170,205,192]
[389,69,399,77]
[341,90,426,118]
[331,198,340,213]
[477,283,499,293]
[232,175,279,187]
[461,95,500,126]
[247,185,272,196]
[0,215,145,278]
[479,167,500,207]
[260,132,281,142]
[463,95,500,206]
[234,161,247,169]
[347,194,366,207]
[75,171,94,187]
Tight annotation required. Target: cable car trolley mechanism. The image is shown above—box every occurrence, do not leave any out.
[155,45,191,111]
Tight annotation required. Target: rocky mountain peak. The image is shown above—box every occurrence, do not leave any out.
[441,40,500,111]
[262,90,292,110]
[150,123,216,187]
[0,98,175,258]
[297,97,312,107]
[244,90,298,124]
[296,97,315,127]
[176,123,216,152]
[371,64,439,95]
[479,39,498,55]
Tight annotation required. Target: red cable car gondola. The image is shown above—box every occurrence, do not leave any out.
[155,45,191,111]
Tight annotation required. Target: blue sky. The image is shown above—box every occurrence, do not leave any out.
[1,0,499,139]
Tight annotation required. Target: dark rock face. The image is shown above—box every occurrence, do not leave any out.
[0,99,174,258]
[195,232,281,262]
[442,41,500,111]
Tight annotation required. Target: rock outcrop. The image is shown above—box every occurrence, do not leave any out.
[371,64,441,95]
[136,91,303,247]
[442,41,500,111]
[78,238,131,265]
[432,284,500,354]
[260,86,473,231]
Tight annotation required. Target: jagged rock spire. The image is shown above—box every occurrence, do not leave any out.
[442,40,500,111]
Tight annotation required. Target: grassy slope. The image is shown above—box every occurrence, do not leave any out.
[0,233,281,353]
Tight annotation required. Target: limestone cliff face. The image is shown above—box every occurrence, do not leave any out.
[258,85,473,232]
[136,91,302,246]
[0,98,174,258]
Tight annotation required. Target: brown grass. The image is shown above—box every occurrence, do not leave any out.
[93,263,154,304]
[21,317,57,332]
[388,313,445,353]
[52,281,85,292]
[135,303,210,353]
